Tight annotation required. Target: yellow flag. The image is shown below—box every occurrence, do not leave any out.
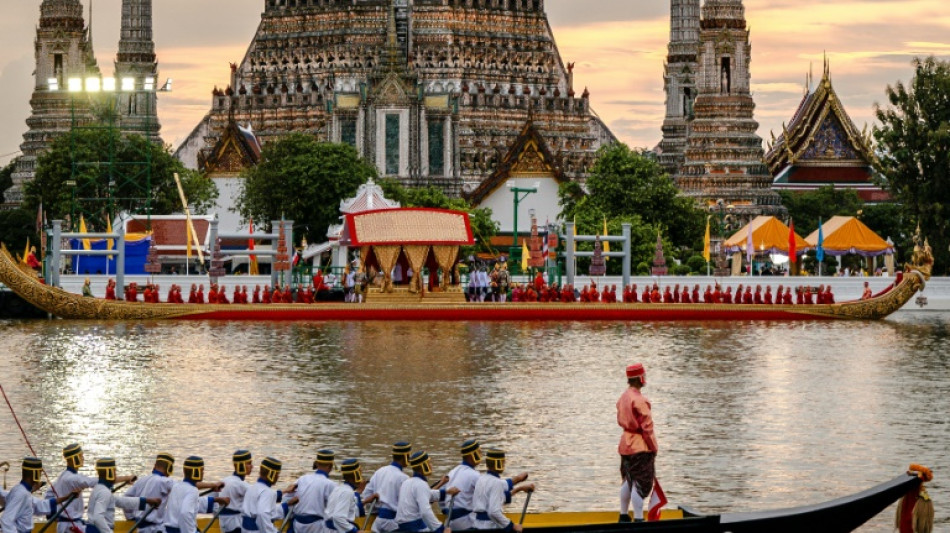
[602,217,610,261]
[21,237,30,265]
[521,239,530,272]
[79,215,91,250]
[106,216,114,260]
[703,217,711,262]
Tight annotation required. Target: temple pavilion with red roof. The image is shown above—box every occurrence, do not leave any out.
[766,61,889,203]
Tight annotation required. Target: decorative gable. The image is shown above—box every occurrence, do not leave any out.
[465,121,564,205]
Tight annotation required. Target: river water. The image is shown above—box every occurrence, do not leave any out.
[0,312,948,532]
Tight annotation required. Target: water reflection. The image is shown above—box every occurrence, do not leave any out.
[0,312,948,532]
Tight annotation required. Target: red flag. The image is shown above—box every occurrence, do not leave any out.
[647,479,668,522]
[788,219,797,265]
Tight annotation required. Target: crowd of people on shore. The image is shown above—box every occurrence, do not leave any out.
[0,440,533,533]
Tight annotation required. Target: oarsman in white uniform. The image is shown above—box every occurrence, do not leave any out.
[441,440,483,531]
[218,451,254,533]
[472,450,533,532]
[163,457,229,533]
[360,442,411,533]
[123,453,177,533]
[46,444,100,533]
[290,450,337,533]
[394,452,458,533]
[86,458,159,533]
[241,457,296,533]
[1,457,77,533]
[323,460,365,533]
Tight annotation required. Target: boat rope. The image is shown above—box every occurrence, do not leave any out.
[0,379,79,523]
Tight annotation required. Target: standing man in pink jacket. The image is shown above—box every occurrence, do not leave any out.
[616,363,658,523]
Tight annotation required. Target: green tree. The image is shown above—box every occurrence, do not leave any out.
[0,208,38,257]
[874,56,950,273]
[378,179,499,257]
[24,129,217,230]
[238,135,377,244]
[778,186,864,236]
[558,143,703,270]
[0,159,14,204]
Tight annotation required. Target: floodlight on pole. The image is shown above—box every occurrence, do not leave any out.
[121,77,135,91]
[85,77,101,93]
[68,78,83,93]
[103,77,117,92]
[48,78,59,92]
[144,77,155,91]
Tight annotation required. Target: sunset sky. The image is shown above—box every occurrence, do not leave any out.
[1,0,949,167]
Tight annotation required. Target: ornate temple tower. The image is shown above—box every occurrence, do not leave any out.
[114,0,161,142]
[658,0,700,176]
[8,0,99,204]
[176,0,613,199]
[674,0,784,218]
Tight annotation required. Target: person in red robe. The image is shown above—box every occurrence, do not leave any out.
[233,286,242,304]
[663,287,673,304]
[753,285,763,305]
[208,285,218,304]
[680,285,690,304]
[272,286,282,303]
[672,284,681,304]
[602,285,611,303]
[313,269,325,292]
[534,271,545,293]
[243,285,251,304]
[524,286,536,302]
[105,280,116,301]
[743,286,753,304]
[167,285,177,303]
[763,286,773,305]
[796,287,804,305]
[188,284,198,304]
[253,285,262,304]
[283,285,293,303]
[262,285,272,304]
[776,285,784,304]
[196,284,205,304]
[691,284,700,304]
[734,284,743,305]
[804,287,815,305]
[824,286,835,304]
[783,287,793,305]
[126,282,138,303]
[26,247,41,270]
[712,285,722,304]
[218,287,230,304]
[642,286,651,303]
[611,285,619,303]
[588,285,600,303]
[650,285,661,303]
[703,286,712,303]
[723,286,733,304]
[511,284,522,302]
[629,284,638,303]
[142,285,153,303]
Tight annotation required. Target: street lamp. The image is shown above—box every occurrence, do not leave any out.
[507,180,540,264]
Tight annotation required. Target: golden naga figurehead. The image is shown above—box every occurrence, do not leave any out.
[906,224,934,281]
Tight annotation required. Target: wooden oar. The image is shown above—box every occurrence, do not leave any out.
[442,496,455,529]
[278,505,295,533]
[127,504,158,533]
[111,481,130,493]
[361,500,376,533]
[37,493,80,533]
[200,503,227,533]
[518,490,533,526]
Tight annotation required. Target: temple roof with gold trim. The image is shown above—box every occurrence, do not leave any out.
[765,61,876,175]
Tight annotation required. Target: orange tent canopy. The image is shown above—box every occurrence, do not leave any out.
[723,216,810,256]
[805,216,894,257]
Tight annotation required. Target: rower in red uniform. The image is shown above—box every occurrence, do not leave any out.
[602,285,611,303]
[525,285,537,302]
[589,285,600,303]
[242,285,250,304]
[629,284,638,303]
[650,285,661,303]
[233,286,242,304]
[143,285,153,303]
[776,285,784,304]
[673,284,681,304]
[196,284,205,304]
[253,285,261,304]
[703,285,712,303]
[763,286,773,305]
[734,284,743,305]
[126,282,138,302]
[272,286,282,303]
[824,286,835,304]
[218,287,230,304]
[754,285,763,305]
[691,284,700,304]
[796,287,804,305]
[712,284,722,304]
[783,287,793,305]
[723,286,733,304]
[611,285,619,303]
[678,285,688,303]
[663,286,673,303]
[105,279,117,300]
[642,286,651,303]
[743,286,753,304]
[313,269,325,292]
[188,284,198,303]
[804,287,814,305]
[208,284,219,304]
[534,271,545,293]
[283,285,293,303]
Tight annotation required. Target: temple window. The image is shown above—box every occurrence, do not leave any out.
[341,117,357,148]
[720,57,731,94]
[428,118,445,176]
[385,114,400,175]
